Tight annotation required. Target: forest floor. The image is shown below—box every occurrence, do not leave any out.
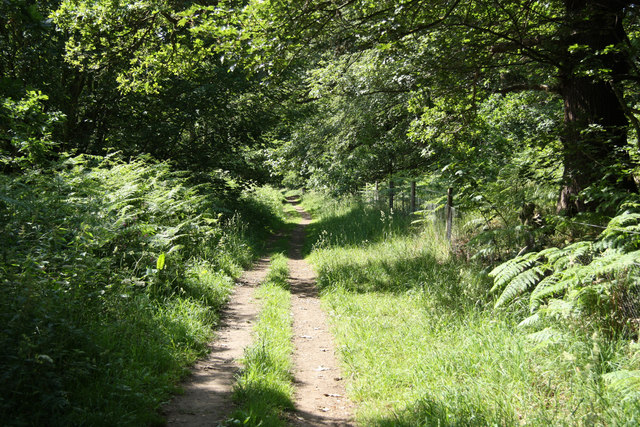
[163,200,353,426]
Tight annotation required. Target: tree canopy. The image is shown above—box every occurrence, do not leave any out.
[233,0,640,213]
[2,0,640,212]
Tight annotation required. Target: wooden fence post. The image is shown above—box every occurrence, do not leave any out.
[375,181,379,203]
[410,181,416,213]
[445,187,453,242]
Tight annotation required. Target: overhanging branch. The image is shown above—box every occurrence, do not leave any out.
[498,83,558,94]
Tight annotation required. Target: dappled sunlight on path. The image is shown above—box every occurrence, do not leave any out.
[287,202,355,426]
[162,259,269,425]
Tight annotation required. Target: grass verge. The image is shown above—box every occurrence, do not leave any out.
[306,192,640,426]
[227,253,295,426]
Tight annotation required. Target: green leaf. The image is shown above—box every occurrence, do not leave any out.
[495,265,545,307]
[157,252,166,270]
[603,370,640,400]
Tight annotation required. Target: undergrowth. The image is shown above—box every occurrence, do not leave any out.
[227,253,294,426]
[491,202,640,335]
[305,191,640,426]
[0,154,286,425]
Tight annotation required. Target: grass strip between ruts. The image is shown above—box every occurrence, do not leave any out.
[226,253,294,426]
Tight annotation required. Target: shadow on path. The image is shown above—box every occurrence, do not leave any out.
[287,200,355,426]
[161,257,270,426]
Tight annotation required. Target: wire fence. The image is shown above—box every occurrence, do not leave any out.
[360,179,464,243]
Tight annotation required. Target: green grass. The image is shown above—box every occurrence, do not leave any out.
[302,190,413,256]
[283,188,303,199]
[305,192,640,426]
[0,155,287,425]
[228,253,294,426]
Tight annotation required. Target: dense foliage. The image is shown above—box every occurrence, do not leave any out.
[0,154,285,424]
[243,1,640,212]
[491,203,640,335]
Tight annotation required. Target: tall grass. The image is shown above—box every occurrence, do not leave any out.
[0,154,285,425]
[228,253,294,426]
[302,191,413,255]
[305,192,640,426]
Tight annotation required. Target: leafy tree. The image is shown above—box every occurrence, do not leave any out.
[0,0,63,93]
[275,49,421,193]
[238,0,640,214]
[46,0,281,178]
[0,90,64,170]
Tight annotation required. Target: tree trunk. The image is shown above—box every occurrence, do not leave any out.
[389,178,394,211]
[61,71,85,148]
[557,78,633,213]
[557,1,637,214]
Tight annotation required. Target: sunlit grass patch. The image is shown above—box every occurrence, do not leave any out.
[181,261,235,310]
[282,200,300,221]
[270,195,302,255]
[305,192,640,426]
[324,291,529,425]
[302,191,413,255]
[63,294,221,426]
[326,287,637,425]
[311,232,489,312]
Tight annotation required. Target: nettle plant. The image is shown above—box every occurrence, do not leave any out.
[490,202,640,336]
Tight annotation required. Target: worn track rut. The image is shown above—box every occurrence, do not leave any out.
[162,259,269,425]
[287,202,354,426]
[163,201,354,426]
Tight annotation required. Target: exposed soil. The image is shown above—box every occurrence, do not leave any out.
[162,258,269,425]
[162,201,354,426]
[287,202,354,426]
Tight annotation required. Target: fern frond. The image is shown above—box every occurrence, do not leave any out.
[547,241,592,270]
[495,265,545,307]
[530,282,575,311]
[567,241,593,263]
[603,370,640,400]
[530,272,563,310]
[599,213,640,251]
[527,326,563,345]
[518,312,541,328]
[568,285,608,313]
[608,213,640,228]
[588,250,640,278]
[538,247,562,263]
[543,298,575,318]
[491,210,639,324]
[489,252,541,293]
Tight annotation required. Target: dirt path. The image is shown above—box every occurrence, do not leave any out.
[287,202,354,426]
[162,257,270,426]
[163,202,353,426]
